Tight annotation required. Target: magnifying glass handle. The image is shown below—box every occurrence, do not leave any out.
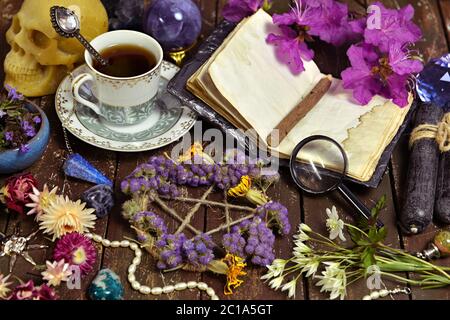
[337,184,384,228]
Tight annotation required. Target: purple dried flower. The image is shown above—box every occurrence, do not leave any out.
[132,211,168,238]
[257,201,291,235]
[156,233,187,270]
[121,180,130,193]
[183,233,215,268]
[223,231,246,258]
[0,110,6,118]
[222,217,275,266]
[245,217,275,266]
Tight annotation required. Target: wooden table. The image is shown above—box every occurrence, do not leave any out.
[0,0,449,300]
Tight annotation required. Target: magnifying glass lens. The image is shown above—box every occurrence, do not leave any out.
[291,138,346,193]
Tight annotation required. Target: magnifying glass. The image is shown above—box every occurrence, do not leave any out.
[289,135,383,228]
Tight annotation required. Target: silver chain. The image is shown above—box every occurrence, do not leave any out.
[62,126,74,155]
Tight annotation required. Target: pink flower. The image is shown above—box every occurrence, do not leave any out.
[307,0,361,46]
[8,281,57,300]
[364,2,422,53]
[53,232,97,275]
[266,1,319,74]
[0,173,37,214]
[341,42,423,107]
[223,0,271,22]
[266,0,361,74]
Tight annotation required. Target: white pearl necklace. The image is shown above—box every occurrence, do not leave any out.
[362,287,411,300]
[85,233,219,300]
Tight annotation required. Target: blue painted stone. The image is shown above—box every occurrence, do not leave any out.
[88,269,124,300]
[143,0,202,51]
[63,153,112,187]
[82,184,114,218]
[416,53,450,108]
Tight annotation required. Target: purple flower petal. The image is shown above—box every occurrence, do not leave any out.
[33,116,41,124]
[266,30,314,74]
[19,144,30,153]
[388,42,423,75]
[222,0,266,22]
[4,131,13,141]
[363,2,422,52]
[5,84,23,101]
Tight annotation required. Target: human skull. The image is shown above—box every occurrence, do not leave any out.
[4,0,108,97]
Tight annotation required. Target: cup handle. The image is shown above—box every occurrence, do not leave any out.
[71,73,101,115]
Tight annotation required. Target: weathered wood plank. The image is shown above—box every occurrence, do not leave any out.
[438,0,450,46]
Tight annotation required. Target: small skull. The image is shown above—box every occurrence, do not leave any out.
[4,0,108,97]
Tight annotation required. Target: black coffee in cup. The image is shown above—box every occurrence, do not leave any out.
[93,44,157,78]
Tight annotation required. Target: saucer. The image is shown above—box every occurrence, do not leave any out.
[55,61,197,152]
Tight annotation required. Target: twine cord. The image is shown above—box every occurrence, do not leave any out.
[409,113,450,152]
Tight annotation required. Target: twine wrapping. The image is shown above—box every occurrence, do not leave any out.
[409,113,450,152]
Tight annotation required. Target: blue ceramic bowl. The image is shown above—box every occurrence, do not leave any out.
[0,101,50,174]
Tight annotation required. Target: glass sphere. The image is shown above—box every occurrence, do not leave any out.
[143,0,202,52]
[434,230,450,256]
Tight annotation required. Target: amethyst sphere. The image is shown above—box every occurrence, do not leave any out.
[143,0,202,51]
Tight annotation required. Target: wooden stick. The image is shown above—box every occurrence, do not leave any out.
[152,195,201,235]
[175,185,214,234]
[159,195,256,212]
[267,75,332,147]
[205,213,256,235]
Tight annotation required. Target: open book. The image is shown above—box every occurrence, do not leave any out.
[187,9,412,182]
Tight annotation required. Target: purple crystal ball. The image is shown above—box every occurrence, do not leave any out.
[144,0,202,51]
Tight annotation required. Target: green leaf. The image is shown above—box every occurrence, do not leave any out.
[348,225,362,244]
[371,195,386,219]
[362,247,376,270]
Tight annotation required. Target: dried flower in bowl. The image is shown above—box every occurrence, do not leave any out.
[0,86,40,154]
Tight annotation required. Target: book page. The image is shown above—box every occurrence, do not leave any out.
[208,10,324,140]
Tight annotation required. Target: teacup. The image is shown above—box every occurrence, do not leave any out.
[71,30,163,126]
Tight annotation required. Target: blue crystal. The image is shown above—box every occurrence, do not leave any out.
[82,185,114,218]
[143,0,202,51]
[416,53,450,108]
[88,269,124,300]
[63,153,112,187]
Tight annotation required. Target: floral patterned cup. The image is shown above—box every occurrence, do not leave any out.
[71,30,163,126]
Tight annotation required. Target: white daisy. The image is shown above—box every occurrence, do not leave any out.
[325,206,346,241]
